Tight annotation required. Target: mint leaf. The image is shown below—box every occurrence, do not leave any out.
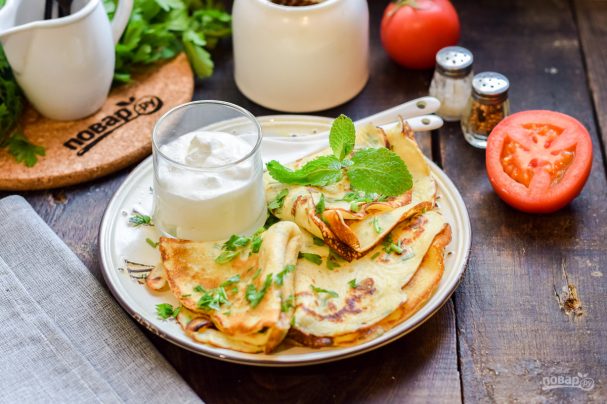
[329,114,355,161]
[347,148,412,196]
[267,155,343,187]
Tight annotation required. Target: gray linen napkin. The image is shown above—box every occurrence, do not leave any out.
[0,195,201,404]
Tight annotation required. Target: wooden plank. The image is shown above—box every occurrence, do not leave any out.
[0,1,460,402]
[444,0,607,401]
[154,302,460,404]
[574,0,607,160]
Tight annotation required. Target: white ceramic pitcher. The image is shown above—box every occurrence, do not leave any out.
[232,0,369,113]
[0,0,133,120]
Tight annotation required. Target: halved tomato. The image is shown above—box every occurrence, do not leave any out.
[486,110,592,213]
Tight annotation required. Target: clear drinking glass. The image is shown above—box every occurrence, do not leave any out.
[152,100,266,241]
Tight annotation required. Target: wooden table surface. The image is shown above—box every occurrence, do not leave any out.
[5,0,607,402]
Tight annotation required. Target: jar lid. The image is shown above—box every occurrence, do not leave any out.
[472,72,509,102]
[435,46,474,77]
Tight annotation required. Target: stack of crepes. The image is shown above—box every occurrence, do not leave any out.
[146,120,451,353]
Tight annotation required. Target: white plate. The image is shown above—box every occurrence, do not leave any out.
[99,115,471,366]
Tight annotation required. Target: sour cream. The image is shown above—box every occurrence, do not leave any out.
[153,131,266,241]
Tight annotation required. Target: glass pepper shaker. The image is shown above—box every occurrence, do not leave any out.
[461,72,510,149]
[428,46,474,121]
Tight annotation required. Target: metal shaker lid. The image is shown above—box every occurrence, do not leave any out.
[435,46,474,77]
[472,72,509,103]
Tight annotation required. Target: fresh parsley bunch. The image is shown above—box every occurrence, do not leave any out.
[104,0,231,83]
[266,115,413,196]
[0,46,45,167]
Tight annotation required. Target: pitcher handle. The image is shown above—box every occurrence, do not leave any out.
[111,0,134,45]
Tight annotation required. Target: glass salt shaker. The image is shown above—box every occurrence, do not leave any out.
[428,46,474,121]
[461,72,510,149]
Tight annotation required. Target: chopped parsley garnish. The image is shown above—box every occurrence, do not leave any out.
[299,252,323,265]
[156,303,180,320]
[193,285,205,293]
[251,228,264,253]
[350,201,361,212]
[310,285,339,298]
[315,193,326,215]
[246,274,273,308]
[220,274,240,287]
[129,213,152,227]
[252,268,262,280]
[146,238,159,248]
[372,217,382,234]
[348,279,358,289]
[274,264,296,286]
[281,294,295,313]
[326,250,342,270]
[383,235,404,255]
[268,189,289,211]
[371,252,381,260]
[215,230,265,264]
[197,286,230,311]
[266,115,412,196]
[312,236,325,246]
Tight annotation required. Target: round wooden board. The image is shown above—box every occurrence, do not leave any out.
[0,53,194,191]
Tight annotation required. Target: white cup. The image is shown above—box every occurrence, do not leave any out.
[0,0,133,121]
[232,0,369,113]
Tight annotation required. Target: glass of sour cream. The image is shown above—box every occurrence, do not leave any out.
[152,100,266,241]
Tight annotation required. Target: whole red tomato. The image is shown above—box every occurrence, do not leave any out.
[381,0,461,69]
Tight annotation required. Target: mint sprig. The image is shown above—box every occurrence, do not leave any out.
[348,148,412,195]
[329,114,356,161]
[266,156,343,186]
[266,115,412,196]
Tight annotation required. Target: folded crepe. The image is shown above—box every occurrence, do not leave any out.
[152,221,302,353]
[289,209,451,347]
[265,120,436,261]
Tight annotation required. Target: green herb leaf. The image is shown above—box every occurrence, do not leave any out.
[315,193,326,216]
[5,132,45,167]
[329,114,356,161]
[156,303,180,319]
[326,250,342,271]
[268,189,289,211]
[281,294,295,313]
[197,286,230,311]
[215,249,241,264]
[129,213,153,227]
[246,274,273,308]
[310,285,339,298]
[299,252,323,265]
[252,268,262,280]
[266,155,343,187]
[371,252,381,260]
[146,238,159,248]
[251,228,264,253]
[372,217,382,234]
[220,274,240,288]
[107,0,231,82]
[348,148,412,196]
[312,236,325,246]
[383,235,404,255]
[348,279,358,289]
[274,264,296,286]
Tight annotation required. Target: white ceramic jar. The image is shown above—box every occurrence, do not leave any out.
[232,0,369,113]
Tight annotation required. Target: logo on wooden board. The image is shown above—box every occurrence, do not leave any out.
[63,96,164,156]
